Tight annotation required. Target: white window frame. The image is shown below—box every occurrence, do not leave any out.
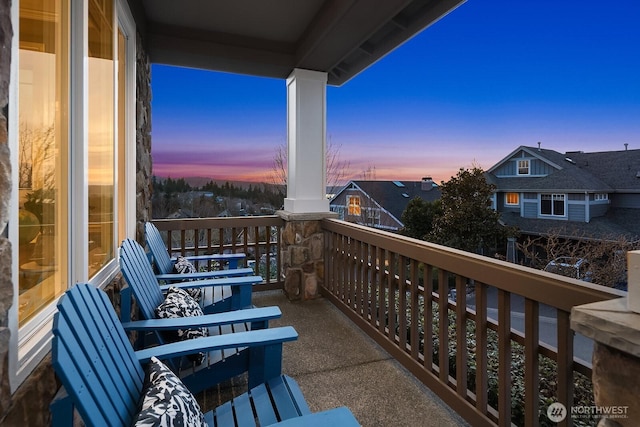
[347,195,361,216]
[594,193,609,201]
[8,0,136,392]
[517,159,530,175]
[505,192,520,206]
[539,193,566,217]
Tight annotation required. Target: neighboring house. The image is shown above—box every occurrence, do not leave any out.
[487,145,640,241]
[330,177,441,231]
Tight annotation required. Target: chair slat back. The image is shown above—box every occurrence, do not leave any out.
[145,222,175,275]
[52,284,145,427]
[119,238,166,320]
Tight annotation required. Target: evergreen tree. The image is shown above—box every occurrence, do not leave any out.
[401,198,442,240]
[429,166,512,254]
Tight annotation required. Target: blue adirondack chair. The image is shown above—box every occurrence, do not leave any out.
[119,239,261,320]
[49,284,359,427]
[146,222,249,279]
[119,238,287,390]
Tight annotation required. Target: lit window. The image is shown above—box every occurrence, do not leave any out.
[347,195,361,216]
[88,0,116,277]
[517,160,530,175]
[541,194,565,216]
[505,193,519,205]
[18,0,70,325]
[13,0,135,388]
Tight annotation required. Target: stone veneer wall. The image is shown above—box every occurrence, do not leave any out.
[0,23,152,424]
[281,218,325,300]
[135,30,152,243]
[0,0,16,422]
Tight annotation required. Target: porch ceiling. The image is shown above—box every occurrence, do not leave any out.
[128,0,465,86]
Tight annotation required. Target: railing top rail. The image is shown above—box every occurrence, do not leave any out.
[153,215,285,230]
[321,218,625,312]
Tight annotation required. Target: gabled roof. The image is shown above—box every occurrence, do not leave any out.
[128,0,465,86]
[332,180,441,224]
[487,146,565,173]
[487,145,639,192]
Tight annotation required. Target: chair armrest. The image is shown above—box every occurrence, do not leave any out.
[121,306,281,331]
[135,326,298,363]
[155,267,254,282]
[171,253,246,263]
[266,407,360,427]
[158,275,263,292]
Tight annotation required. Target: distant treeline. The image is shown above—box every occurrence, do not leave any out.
[153,176,284,207]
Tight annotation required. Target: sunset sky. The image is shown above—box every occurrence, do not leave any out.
[151,0,640,185]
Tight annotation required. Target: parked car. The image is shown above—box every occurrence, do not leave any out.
[544,257,592,281]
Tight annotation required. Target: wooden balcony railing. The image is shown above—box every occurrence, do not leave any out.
[321,218,625,427]
[152,216,285,290]
[152,216,626,426]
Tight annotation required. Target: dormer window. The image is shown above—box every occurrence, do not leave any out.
[517,160,530,175]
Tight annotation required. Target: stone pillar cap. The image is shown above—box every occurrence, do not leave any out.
[276,210,338,221]
[571,297,640,358]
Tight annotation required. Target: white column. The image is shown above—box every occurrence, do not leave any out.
[283,69,329,214]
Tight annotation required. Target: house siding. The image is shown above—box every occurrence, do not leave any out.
[567,203,586,222]
[530,158,554,175]
[523,202,538,218]
[612,193,640,209]
[590,202,609,218]
[493,161,516,176]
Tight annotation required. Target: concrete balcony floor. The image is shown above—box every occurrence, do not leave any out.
[197,290,469,426]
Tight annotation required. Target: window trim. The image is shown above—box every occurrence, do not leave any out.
[594,193,609,201]
[539,193,566,217]
[517,159,530,175]
[347,195,361,216]
[505,192,520,206]
[8,0,136,392]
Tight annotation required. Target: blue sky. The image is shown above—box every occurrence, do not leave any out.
[152,0,640,184]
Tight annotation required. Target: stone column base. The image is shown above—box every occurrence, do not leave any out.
[593,343,639,426]
[572,297,640,426]
[277,211,337,301]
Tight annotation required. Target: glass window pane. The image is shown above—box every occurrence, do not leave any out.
[18,0,69,324]
[554,195,565,216]
[541,194,551,215]
[348,196,361,215]
[88,0,115,276]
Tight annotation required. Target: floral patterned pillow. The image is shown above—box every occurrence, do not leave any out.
[172,257,202,301]
[134,356,206,427]
[155,287,208,364]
